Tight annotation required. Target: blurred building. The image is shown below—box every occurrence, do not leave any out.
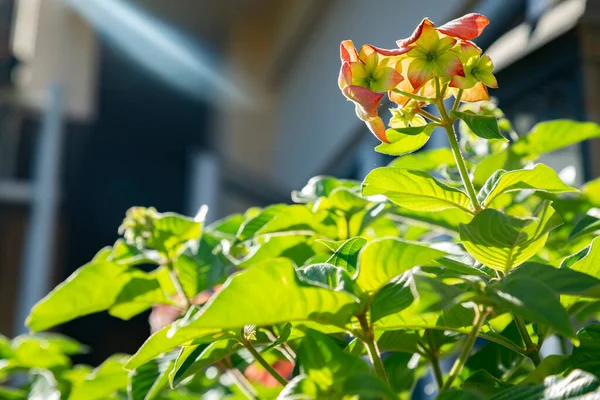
[0,0,597,365]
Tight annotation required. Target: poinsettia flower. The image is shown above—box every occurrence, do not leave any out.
[405,23,464,89]
[449,42,497,102]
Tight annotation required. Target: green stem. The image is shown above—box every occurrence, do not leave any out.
[425,330,444,390]
[513,314,541,366]
[241,339,287,386]
[167,265,191,309]
[434,78,482,212]
[392,88,434,103]
[357,314,389,384]
[452,89,463,111]
[418,109,442,123]
[439,308,489,394]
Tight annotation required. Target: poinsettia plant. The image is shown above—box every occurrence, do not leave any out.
[4,12,600,400]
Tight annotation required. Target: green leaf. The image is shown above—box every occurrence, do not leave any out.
[572,324,600,377]
[393,207,472,232]
[491,277,575,338]
[512,120,600,160]
[183,258,359,327]
[377,330,422,354]
[523,355,571,384]
[561,236,600,279]
[363,167,474,216]
[383,352,423,393]
[413,274,464,312]
[569,215,600,241]
[70,354,130,400]
[128,352,176,400]
[375,305,522,353]
[355,237,446,293]
[290,330,396,399]
[508,262,600,297]
[438,390,486,400]
[207,213,245,236]
[127,259,359,369]
[459,202,563,273]
[473,150,513,187]
[237,234,312,268]
[582,177,600,207]
[462,370,513,397]
[253,205,336,237]
[173,236,228,298]
[464,322,524,380]
[0,386,25,400]
[170,340,241,388]
[478,164,578,207]
[297,263,359,295]
[375,124,436,156]
[292,176,357,203]
[489,369,600,399]
[388,147,457,171]
[322,187,368,213]
[9,335,79,369]
[298,329,369,387]
[109,273,170,320]
[325,237,367,274]
[120,209,203,260]
[370,275,414,322]
[236,204,286,241]
[451,110,506,141]
[435,253,493,278]
[26,261,132,332]
[125,315,226,371]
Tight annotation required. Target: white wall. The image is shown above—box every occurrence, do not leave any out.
[276,0,467,190]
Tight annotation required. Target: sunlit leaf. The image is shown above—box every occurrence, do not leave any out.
[452,110,506,141]
[325,237,367,274]
[375,124,435,156]
[478,164,578,207]
[129,352,177,400]
[459,202,562,273]
[512,120,600,160]
[388,148,457,171]
[491,277,575,338]
[363,167,474,216]
[355,237,446,293]
[489,369,600,399]
[571,324,600,377]
[70,355,130,400]
[127,259,359,369]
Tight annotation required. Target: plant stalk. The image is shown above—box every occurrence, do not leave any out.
[425,330,444,389]
[513,314,541,366]
[417,109,442,123]
[434,78,482,212]
[241,339,288,386]
[452,89,463,111]
[167,265,192,309]
[439,308,489,394]
[392,88,434,103]
[357,314,389,383]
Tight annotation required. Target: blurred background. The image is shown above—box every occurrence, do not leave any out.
[0,0,597,367]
